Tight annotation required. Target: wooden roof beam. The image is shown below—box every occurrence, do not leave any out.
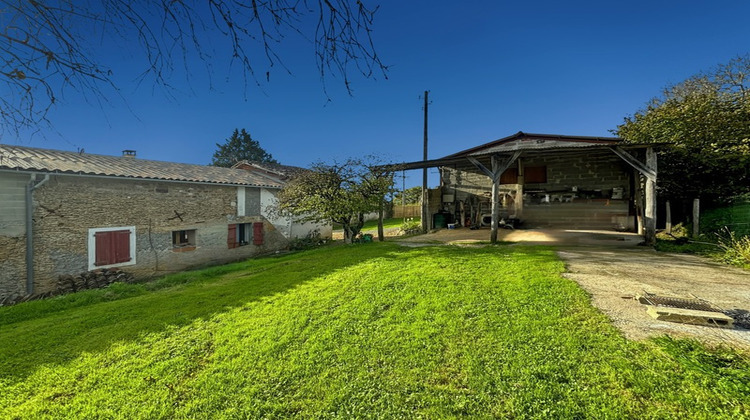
[611,146,656,181]
[467,151,521,182]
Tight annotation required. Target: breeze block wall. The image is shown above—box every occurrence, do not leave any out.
[443,154,631,199]
[441,154,634,230]
[23,175,287,295]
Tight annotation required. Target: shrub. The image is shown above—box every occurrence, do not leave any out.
[656,223,691,243]
[716,228,750,268]
[289,230,329,251]
[400,218,422,235]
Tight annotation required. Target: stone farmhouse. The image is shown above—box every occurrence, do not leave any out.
[0,145,328,303]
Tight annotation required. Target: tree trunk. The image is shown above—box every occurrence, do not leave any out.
[342,224,354,244]
[377,199,385,242]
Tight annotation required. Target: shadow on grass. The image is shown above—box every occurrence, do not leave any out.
[0,244,403,380]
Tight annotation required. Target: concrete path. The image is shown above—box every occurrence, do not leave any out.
[559,247,750,350]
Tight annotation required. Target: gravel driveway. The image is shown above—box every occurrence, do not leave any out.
[559,247,750,350]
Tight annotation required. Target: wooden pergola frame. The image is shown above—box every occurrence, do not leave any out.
[385,144,658,245]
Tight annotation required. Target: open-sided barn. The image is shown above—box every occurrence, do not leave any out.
[394,132,658,244]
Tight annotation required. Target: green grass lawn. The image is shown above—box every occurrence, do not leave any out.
[1,243,749,418]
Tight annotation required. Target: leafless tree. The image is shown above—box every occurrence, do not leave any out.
[0,0,388,136]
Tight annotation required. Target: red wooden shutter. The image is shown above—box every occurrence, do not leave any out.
[227,224,238,248]
[114,230,132,263]
[94,231,112,266]
[253,222,264,245]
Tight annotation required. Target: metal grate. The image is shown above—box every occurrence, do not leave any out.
[638,295,722,312]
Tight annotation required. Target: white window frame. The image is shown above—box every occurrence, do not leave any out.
[88,226,137,270]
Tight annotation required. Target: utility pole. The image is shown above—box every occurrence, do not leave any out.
[421,90,429,233]
[401,170,406,223]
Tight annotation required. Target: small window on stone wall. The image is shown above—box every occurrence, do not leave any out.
[172,229,196,252]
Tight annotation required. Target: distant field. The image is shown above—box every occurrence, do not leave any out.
[333,217,420,232]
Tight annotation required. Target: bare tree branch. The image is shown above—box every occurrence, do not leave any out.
[0,0,388,138]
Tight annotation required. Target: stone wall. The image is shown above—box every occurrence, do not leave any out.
[0,173,29,302]
[1,174,288,300]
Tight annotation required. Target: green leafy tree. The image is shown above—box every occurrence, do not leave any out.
[211,129,278,167]
[616,54,750,204]
[394,186,422,205]
[278,158,393,243]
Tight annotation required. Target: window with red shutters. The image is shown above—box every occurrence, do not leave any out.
[92,228,133,267]
[229,223,262,248]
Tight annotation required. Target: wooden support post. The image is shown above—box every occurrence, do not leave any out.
[693,198,700,237]
[490,155,500,244]
[515,159,524,218]
[644,147,657,245]
[612,146,659,239]
[490,175,500,244]
[634,174,644,235]
[467,152,521,244]
[665,200,672,234]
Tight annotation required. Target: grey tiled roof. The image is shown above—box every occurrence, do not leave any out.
[0,145,284,188]
[232,160,307,180]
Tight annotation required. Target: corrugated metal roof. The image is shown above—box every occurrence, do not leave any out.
[445,131,622,158]
[0,145,284,188]
[466,138,619,156]
[379,132,657,171]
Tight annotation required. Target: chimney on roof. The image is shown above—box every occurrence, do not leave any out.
[122,150,136,158]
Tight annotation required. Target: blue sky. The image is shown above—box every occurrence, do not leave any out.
[6,0,750,187]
